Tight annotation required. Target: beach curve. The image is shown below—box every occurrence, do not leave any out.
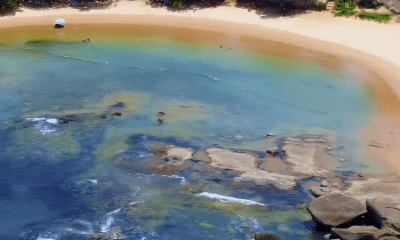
[1,0,400,172]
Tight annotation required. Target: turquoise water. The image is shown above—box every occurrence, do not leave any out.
[0,37,373,240]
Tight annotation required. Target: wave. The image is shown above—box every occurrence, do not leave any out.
[137,173,186,185]
[100,208,121,233]
[26,117,58,135]
[196,192,266,206]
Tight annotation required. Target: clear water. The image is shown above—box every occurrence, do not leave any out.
[0,35,373,240]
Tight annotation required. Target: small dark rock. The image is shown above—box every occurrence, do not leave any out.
[112,112,122,116]
[310,187,323,197]
[254,232,282,240]
[267,147,279,156]
[266,133,277,138]
[241,225,252,232]
[321,180,329,187]
[112,102,125,108]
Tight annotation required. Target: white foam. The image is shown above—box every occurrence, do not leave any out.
[87,179,98,185]
[26,117,58,135]
[100,208,121,233]
[106,208,121,215]
[100,216,114,233]
[196,192,266,206]
[161,174,186,185]
[36,238,56,240]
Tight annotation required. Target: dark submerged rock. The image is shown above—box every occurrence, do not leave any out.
[254,232,282,240]
[266,147,279,156]
[307,193,367,227]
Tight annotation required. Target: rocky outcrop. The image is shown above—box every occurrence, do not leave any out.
[147,143,193,174]
[367,197,400,230]
[307,193,367,227]
[331,226,381,240]
[206,148,298,190]
[280,135,330,177]
[254,232,282,240]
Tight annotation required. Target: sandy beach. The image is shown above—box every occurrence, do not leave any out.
[1,0,400,172]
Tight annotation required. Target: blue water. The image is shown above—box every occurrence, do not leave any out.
[0,36,373,240]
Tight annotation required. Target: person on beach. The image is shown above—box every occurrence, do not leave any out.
[83,38,91,44]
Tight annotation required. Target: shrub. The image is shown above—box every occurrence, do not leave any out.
[311,1,325,10]
[357,10,393,22]
[0,0,24,11]
[334,0,357,17]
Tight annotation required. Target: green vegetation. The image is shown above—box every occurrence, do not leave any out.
[334,0,357,17]
[0,0,23,11]
[11,128,81,161]
[171,0,190,9]
[357,10,393,22]
[311,1,325,11]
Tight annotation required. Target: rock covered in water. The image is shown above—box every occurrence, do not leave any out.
[307,193,367,227]
[254,232,282,240]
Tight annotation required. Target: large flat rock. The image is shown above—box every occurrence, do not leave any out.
[206,148,297,190]
[307,193,367,227]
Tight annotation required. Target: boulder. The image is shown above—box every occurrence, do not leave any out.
[321,180,329,187]
[366,197,400,230]
[307,193,367,227]
[254,232,282,240]
[331,226,380,240]
[310,187,323,197]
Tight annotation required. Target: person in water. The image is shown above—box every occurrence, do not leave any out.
[83,38,91,44]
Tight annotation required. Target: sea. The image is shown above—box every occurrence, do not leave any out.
[0,26,375,240]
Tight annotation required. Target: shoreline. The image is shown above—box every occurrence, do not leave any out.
[1,1,400,172]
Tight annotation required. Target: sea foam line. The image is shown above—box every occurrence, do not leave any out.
[196,192,266,206]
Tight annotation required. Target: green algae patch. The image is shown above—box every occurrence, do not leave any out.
[62,91,150,119]
[200,222,214,229]
[46,131,80,157]
[95,136,129,162]
[11,128,80,161]
[158,101,214,123]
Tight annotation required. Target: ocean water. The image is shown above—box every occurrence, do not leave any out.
[0,32,374,240]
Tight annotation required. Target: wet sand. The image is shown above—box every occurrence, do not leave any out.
[0,2,400,172]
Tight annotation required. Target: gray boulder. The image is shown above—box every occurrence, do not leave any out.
[331,226,380,240]
[254,232,282,240]
[307,193,367,227]
[366,197,400,231]
[321,180,329,187]
[310,187,323,197]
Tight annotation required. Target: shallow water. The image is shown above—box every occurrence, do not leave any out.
[0,32,374,240]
